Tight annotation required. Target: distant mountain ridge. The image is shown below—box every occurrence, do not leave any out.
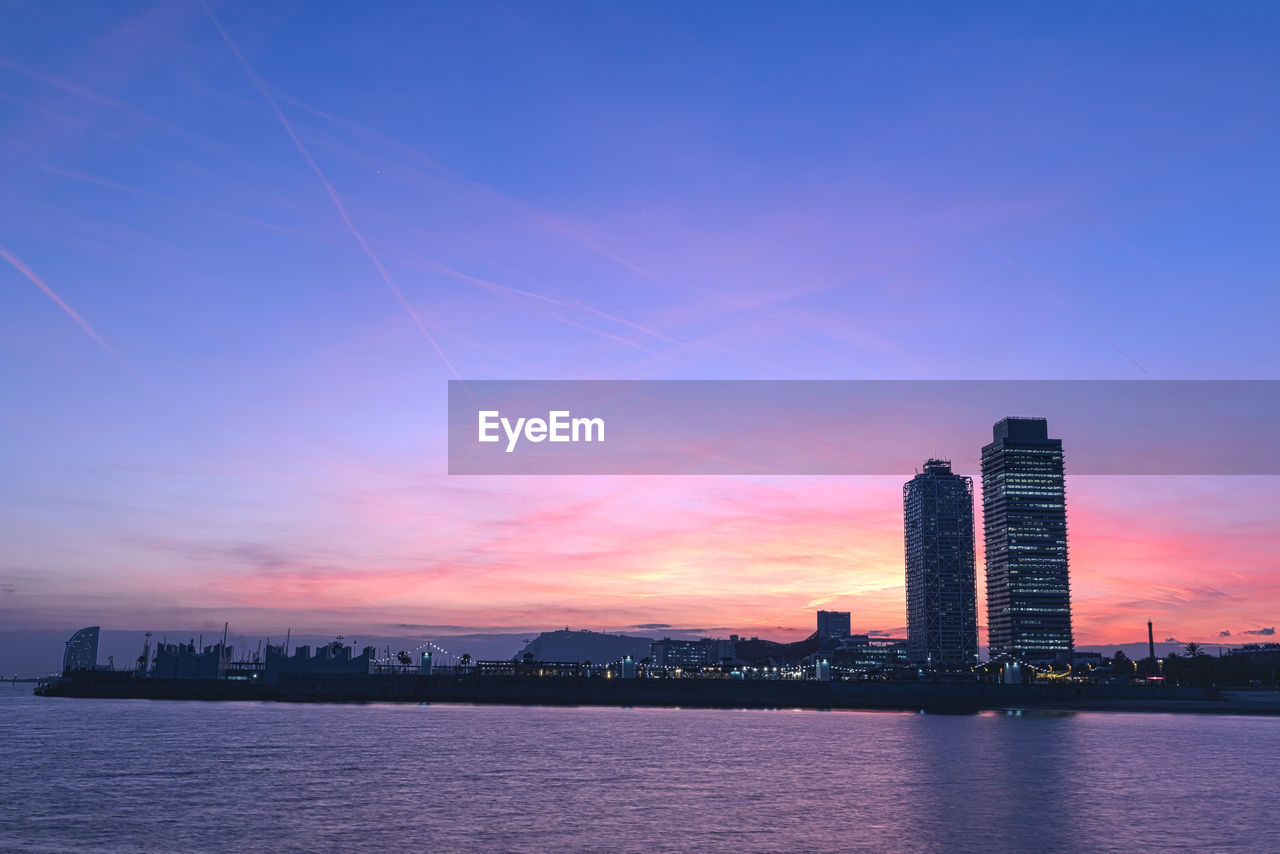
[734,632,821,665]
[514,629,654,664]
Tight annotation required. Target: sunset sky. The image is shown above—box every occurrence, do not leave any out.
[2,3,1278,647]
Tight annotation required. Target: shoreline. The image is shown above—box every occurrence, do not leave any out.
[33,671,1280,716]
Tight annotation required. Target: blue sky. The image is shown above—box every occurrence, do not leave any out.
[1,2,1277,642]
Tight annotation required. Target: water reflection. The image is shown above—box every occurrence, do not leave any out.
[1,689,1275,853]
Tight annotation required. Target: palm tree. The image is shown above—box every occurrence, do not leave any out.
[1185,642,1204,657]
[460,653,472,672]
[397,651,412,666]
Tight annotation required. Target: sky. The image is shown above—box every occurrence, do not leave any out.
[1,2,1278,649]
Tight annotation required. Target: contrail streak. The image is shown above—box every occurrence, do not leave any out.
[0,56,234,160]
[39,164,323,239]
[1001,255,1150,377]
[534,215,666,284]
[200,2,463,382]
[0,245,116,356]
[474,257,679,344]
[419,257,783,371]
[275,91,668,286]
[418,261,650,350]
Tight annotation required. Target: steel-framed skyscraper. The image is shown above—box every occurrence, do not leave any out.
[982,417,1073,664]
[904,459,978,668]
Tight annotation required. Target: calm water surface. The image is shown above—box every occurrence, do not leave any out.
[2,687,1277,853]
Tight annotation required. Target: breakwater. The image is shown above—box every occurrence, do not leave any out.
[33,670,1280,714]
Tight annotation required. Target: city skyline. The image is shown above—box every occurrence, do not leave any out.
[2,4,1278,647]
[5,7,1279,854]
[5,426,1272,652]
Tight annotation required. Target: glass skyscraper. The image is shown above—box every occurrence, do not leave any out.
[816,610,852,640]
[982,417,1073,664]
[904,459,978,668]
[62,626,100,673]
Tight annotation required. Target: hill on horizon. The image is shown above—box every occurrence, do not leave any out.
[514,629,654,664]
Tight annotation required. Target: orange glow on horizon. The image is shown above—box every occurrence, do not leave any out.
[10,474,1276,648]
